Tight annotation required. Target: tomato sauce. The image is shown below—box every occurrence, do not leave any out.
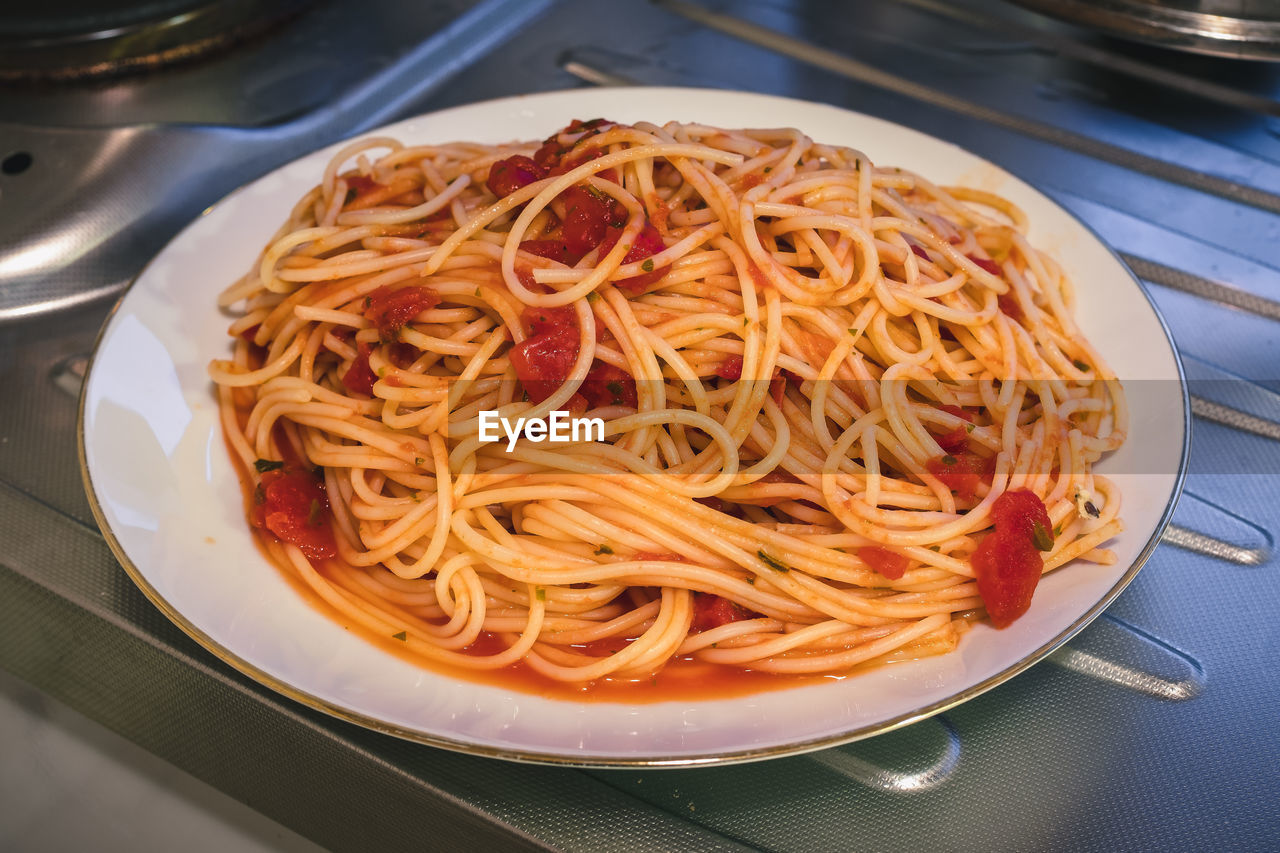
[933,404,973,454]
[364,284,439,340]
[341,342,377,396]
[925,451,994,500]
[858,546,908,581]
[971,488,1054,628]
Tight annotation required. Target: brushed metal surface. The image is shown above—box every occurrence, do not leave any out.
[3,0,1280,848]
[1010,0,1280,60]
[0,0,557,323]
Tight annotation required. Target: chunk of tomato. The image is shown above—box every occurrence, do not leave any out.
[521,304,577,337]
[714,355,744,380]
[487,154,545,198]
[341,342,377,396]
[858,545,909,581]
[934,404,973,454]
[520,239,582,266]
[364,285,439,340]
[966,254,1001,276]
[599,220,667,293]
[509,325,579,404]
[971,488,1053,628]
[561,185,613,256]
[691,593,758,632]
[252,467,336,560]
[925,451,993,500]
[580,360,637,409]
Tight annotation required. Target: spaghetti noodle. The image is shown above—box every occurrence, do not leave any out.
[210,117,1126,688]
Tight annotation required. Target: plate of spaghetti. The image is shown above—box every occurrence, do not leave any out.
[80,88,1187,766]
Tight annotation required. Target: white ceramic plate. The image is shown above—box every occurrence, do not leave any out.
[80,88,1187,766]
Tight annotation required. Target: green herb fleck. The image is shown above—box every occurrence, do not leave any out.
[364,296,372,309]
[1073,359,1090,371]
[965,423,975,433]
[848,327,860,337]
[307,498,322,526]
[928,545,941,552]
[1031,520,1054,552]
[594,543,614,555]
[743,317,750,326]
[941,454,958,466]
[607,380,624,403]
[414,457,424,466]
[392,631,407,641]
[763,166,772,173]
[535,587,546,601]
[746,576,756,585]
[587,291,600,303]
[474,287,482,298]
[641,258,655,273]
[254,459,283,473]
[757,550,790,572]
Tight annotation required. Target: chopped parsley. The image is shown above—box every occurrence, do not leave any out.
[763,166,772,173]
[535,587,547,602]
[392,631,407,641]
[1031,521,1054,552]
[254,459,284,473]
[1073,359,1090,371]
[307,498,322,526]
[757,549,790,572]
[607,380,624,403]
[848,327,860,337]
[941,454,958,466]
[641,258,655,273]
[594,543,614,555]
[587,291,600,303]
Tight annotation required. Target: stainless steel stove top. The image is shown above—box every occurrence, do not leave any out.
[2,0,1278,849]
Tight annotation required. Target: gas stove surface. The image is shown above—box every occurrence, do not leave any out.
[1,0,1279,849]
